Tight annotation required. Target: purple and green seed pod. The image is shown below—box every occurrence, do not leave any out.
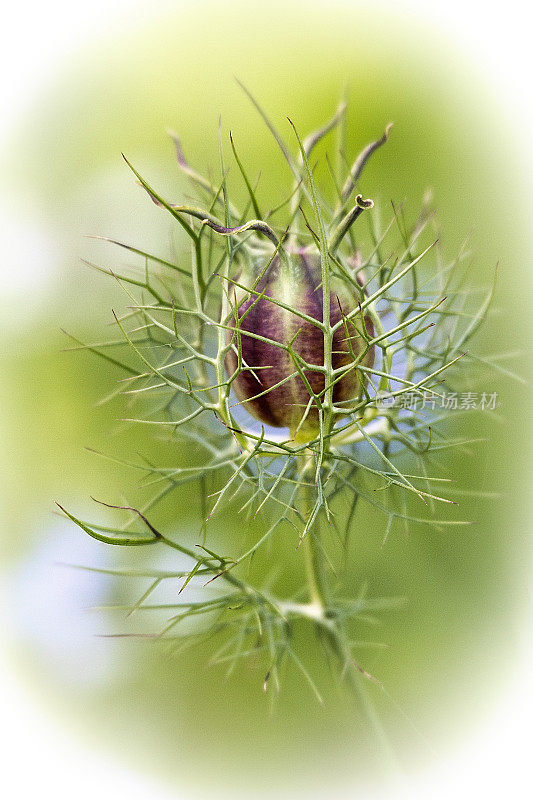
[225,250,374,442]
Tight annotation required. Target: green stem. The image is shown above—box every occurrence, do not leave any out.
[297,456,399,775]
[302,530,327,608]
[298,453,328,608]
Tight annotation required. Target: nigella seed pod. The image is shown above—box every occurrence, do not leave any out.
[225,250,374,441]
[64,100,492,706]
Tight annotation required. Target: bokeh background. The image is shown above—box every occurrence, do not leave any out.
[1,1,531,798]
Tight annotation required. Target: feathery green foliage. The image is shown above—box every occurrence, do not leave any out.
[59,89,499,728]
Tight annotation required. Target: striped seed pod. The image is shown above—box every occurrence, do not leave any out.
[225,249,374,441]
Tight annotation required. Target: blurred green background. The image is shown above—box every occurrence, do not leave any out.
[0,1,530,797]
